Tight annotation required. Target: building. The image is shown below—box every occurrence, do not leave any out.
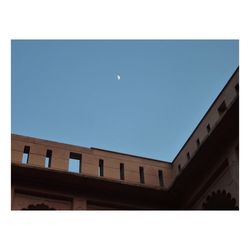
[11,68,239,210]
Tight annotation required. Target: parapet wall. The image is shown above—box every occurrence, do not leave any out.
[172,68,239,177]
[11,134,171,189]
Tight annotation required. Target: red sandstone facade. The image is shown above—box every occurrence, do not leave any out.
[11,68,239,210]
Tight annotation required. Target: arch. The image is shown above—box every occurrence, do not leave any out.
[202,190,238,210]
[22,203,55,210]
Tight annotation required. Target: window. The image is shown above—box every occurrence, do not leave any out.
[22,146,30,164]
[196,138,200,147]
[45,150,52,168]
[98,159,104,176]
[120,163,125,180]
[139,166,144,184]
[187,152,190,160]
[217,101,227,115]
[68,152,81,173]
[206,124,211,133]
[158,170,164,187]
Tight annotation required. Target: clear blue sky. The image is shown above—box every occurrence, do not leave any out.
[11,40,239,161]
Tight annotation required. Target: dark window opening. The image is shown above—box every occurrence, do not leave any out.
[22,146,30,164]
[69,152,82,173]
[187,152,190,160]
[120,163,125,180]
[45,150,52,168]
[206,124,211,133]
[158,170,164,187]
[217,101,227,115]
[196,138,200,147]
[98,159,104,176]
[235,83,239,94]
[139,166,144,184]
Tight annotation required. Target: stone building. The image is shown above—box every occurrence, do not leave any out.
[11,68,239,210]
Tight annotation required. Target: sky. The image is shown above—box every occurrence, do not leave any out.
[11,40,239,161]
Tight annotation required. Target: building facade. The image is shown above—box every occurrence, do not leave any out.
[11,68,239,210]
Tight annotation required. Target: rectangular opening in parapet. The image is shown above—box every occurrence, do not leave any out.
[45,150,52,168]
[120,163,125,180]
[235,83,239,93]
[206,124,211,133]
[22,146,30,164]
[178,164,181,172]
[139,166,145,184]
[217,100,227,115]
[69,152,82,173]
[158,170,164,187]
[196,138,200,147]
[98,159,104,176]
